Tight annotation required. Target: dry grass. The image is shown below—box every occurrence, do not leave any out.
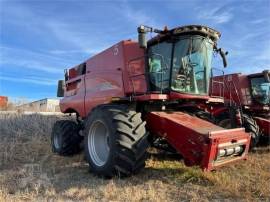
[0,113,269,201]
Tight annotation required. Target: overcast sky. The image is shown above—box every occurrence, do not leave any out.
[0,0,270,100]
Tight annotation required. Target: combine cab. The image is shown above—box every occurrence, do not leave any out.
[52,25,251,177]
[210,70,270,147]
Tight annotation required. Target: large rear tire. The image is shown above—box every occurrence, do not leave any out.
[216,113,260,148]
[84,104,149,178]
[242,114,260,148]
[51,120,83,156]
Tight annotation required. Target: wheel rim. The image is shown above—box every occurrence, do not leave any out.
[54,132,61,149]
[88,120,110,167]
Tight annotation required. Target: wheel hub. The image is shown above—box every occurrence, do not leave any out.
[88,120,110,167]
[54,132,61,149]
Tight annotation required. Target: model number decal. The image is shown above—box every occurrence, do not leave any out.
[113,45,119,56]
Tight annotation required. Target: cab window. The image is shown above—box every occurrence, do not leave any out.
[148,42,172,91]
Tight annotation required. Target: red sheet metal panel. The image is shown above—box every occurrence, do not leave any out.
[146,111,250,171]
[134,94,168,101]
[60,40,147,118]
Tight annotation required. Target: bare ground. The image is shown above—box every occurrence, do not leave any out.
[0,113,269,202]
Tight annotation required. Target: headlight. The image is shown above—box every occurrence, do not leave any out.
[218,145,244,158]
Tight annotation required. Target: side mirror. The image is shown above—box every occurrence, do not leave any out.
[57,80,65,97]
[219,49,228,68]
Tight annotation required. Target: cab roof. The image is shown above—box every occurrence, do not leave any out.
[148,25,221,45]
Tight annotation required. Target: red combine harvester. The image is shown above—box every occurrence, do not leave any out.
[210,70,270,147]
[52,25,251,177]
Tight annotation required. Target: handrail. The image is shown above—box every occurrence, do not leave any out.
[210,70,242,109]
[127,56,146,95]
[210,68,225,99]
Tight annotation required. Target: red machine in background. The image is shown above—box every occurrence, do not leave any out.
[52,25,251,178]
[209,70,270,147]
[0,96,8,110]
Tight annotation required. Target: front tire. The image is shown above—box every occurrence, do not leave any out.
[84,105,149,178]
[51,120,83,156]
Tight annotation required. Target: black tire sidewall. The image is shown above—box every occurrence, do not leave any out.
[51,121,64,153]
[51,120,82,155]
[242,114,260,147]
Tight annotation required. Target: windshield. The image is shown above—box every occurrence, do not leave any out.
[171,36,213,95]
[147,36,214,95]
[250,77,270,105]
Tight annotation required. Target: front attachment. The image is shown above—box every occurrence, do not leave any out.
[146,111,251,171]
